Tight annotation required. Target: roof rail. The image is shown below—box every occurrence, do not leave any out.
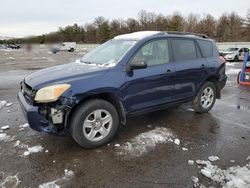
[165,31,209,39]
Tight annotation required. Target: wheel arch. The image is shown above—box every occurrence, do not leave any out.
[203,76,221,99]
[66,92,126,129]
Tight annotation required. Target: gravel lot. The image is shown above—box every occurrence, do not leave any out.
[0,46,250,188]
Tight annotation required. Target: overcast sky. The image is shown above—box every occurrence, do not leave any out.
[0,0,249,38]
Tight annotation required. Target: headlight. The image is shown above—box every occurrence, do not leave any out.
[226,54,233,58]
[35,84,71,103]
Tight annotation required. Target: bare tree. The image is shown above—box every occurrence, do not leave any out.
[126,18,140,32]
[184,13,199,33]
[196,14,216,38]
[166,12,185,31]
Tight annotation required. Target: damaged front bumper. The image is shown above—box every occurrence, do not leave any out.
[17,91,70,136]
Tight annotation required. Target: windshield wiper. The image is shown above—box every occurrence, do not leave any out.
[80,60,96,64]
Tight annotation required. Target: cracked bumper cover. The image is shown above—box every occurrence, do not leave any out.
[17,91,66,135]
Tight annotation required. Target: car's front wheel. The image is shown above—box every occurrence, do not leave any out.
[192,82,216,113]
[68,48,74,52]
[234,55,239,62]
[70,99,119,148]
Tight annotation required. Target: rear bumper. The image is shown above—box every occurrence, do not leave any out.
[17,92,60,134]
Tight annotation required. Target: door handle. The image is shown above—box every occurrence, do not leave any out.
[166,69,172,73]
[201,64,206,68]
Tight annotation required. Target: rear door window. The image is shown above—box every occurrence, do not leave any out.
[171,39,197,61]
[197,40,213,58]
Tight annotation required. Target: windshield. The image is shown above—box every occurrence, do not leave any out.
[81,40,136,66]
[226,48,238,52]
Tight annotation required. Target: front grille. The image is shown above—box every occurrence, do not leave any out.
[21,82,36,105]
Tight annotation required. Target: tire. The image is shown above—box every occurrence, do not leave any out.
[234,55,239,62]
[237,71,241,84]
[69,48,74,52]
[70,99,119,148]
[192,82,216,113]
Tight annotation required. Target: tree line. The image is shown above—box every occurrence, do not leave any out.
[2,10,250,44]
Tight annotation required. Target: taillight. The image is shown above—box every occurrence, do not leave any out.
[218,56,227,64]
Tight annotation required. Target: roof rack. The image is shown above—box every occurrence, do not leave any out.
[165,31,209,39]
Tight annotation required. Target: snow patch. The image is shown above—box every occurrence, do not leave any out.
[174,139,180,145]
[39,181,59,188]
[208,156,220,162]
[226,68,241,75]
[188,160,195,165]
[182,147,188,151]
[1,125,10,130]
[116,127,176,157]
[19,123,29,128]
[14,140,21,147]
[193,159,250,188]
[0,133,13,142]
[0,174,20,188]
[23,145,43,156]
[0,100,7,109]
[5,102,13,107]
[38,170,74,188]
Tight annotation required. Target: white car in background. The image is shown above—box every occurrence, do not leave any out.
[51,42,76,53]
[221,47,249,62]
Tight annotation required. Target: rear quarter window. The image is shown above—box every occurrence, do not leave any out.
[197,40,213,58]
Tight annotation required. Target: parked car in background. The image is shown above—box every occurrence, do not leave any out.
[18,31,227,148]
[51,42,76,53]
[0,44,7,49]
[7,44,21,49]
[221,47,249,61]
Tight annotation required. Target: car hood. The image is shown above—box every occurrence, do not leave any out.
[24,61,110,89]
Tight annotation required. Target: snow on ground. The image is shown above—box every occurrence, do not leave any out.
[226,63,238,67]
[0,100,13,109]
[226,68,241,75]
[182,147,188,151]
[116,127,177,157]
[5,102,13,107]
[0,173,20,188]
[1,125,10,130]
[188,160,195,165]
[0,100,7,109]
[19,123,29,128]
[208,156,220,162]
[38,169,74,188]
[174,138,180,145]
[193,158,250,188]
[0,133,14,142]
[23,145,44,156]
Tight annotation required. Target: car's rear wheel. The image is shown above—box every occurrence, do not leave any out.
[237,71,241,84]
[192,82,216,113]
[70,99,119,148]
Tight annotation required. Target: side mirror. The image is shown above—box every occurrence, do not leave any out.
[129,60,147,71]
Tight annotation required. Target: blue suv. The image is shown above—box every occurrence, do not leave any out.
[18,31,227,148]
